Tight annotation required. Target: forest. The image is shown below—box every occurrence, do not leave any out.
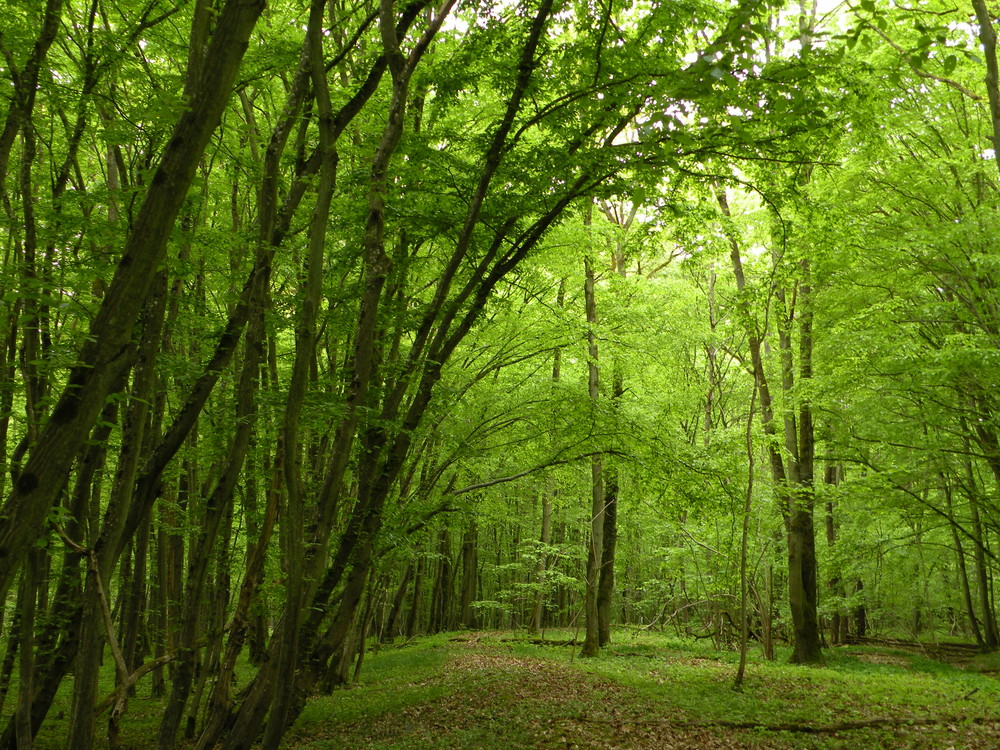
[1,0,1000,747]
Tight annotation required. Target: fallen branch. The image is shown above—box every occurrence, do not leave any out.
[570,715,1000,733]
[94,653,175,715]
[499,637,578,646]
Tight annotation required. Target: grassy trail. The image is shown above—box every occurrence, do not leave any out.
[284,631,1000,749]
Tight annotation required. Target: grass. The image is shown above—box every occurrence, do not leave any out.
[288,634,458,738]
[283,630,1000,749]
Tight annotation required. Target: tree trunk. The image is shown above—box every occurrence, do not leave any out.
[597,469,618,647]
[718,183,820,663]
[967,481,1000,648]
[581,249,604,658]
[430,527,453,633]
[854,579,867,638]
[824,464,845,645]
[944,483,986,648]
[530,483,554,635]
[459,520,479,629]
[406,550,426,638]
[259,3,339,746]
[382,565,413,642]
[786,260,821,664]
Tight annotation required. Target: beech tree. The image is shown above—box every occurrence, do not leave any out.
[3,0,1000,747]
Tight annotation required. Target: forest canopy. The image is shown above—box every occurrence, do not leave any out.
[0,0,999,747]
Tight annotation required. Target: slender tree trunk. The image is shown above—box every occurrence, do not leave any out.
[382,565,412,642]
[944,483,986,648]
[581,248,604,658]
[734,382,757,690]
[459,520,478,629]
[787,259,821,664]
[718,183,821,664]
[597,469,618,647]
[824,464,844,645]
[16,552,43,750]
[965,464,1000,648]
[431,527,453,633]
[259,2,339,745]
[406,550,426,638]
[854,579,867,638]
[530,483,554,635]
[530,280,563,635]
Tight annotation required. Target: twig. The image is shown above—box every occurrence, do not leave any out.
[53,526,129,686]
[860,20,982,101]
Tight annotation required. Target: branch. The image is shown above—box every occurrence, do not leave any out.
[95,653,175,715]
[861,20,982,101]
[53,526,129,686]
[448,451,627,496]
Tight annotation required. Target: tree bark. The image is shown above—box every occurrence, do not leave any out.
[964,461,1000,649]
[581,246,604,658]
[431,527,453,633]
[530,280,564,635]
[382,565,413,641]
[407,550,426,638]
[787,259,821,664]
[459,520,479,629]
[824,464,845,645]
[944,482,986,648]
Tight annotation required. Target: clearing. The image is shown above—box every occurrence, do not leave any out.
[284,631,1000,749]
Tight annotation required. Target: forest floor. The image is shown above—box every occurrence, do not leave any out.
[284,630,1000,750]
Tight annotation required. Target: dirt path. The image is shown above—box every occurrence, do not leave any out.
[329,638,783,749]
